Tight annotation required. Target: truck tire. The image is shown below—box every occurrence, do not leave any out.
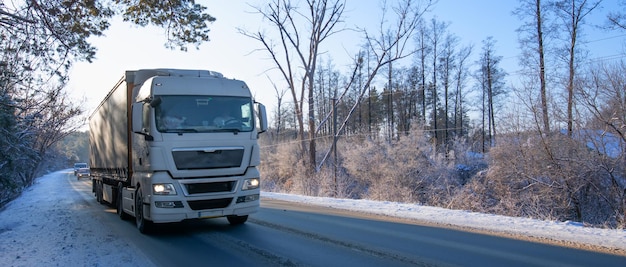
[117,183,130,220]
[96,181,104,204]
[94,181,99,200]
[99,181,106,204]
[135,188,152,234]
[227,215,248,225]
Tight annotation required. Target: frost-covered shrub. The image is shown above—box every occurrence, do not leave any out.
[453,132,625,227]
[259,141,302,193]
[341,126,464,205]
[342,137,413,202]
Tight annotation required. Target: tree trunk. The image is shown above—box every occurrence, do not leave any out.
[536,0,550,134]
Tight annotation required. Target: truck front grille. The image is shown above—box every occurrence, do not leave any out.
[185,181,235,194]
[172,147,244,170]
[187,198,233,210]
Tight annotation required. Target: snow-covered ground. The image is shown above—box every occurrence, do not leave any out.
[0,171,155,267]
[1,170,624,267]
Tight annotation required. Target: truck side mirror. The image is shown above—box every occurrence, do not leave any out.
[132,102,154,141]
[131,102,145,133]
[256,103,268,133]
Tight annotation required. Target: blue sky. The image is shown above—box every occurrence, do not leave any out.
[67,0,625,124]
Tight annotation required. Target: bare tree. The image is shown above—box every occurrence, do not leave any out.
[392,67,414,136]
[429,18,448,144]
[476,37,507,149]
[316,0,435,171]
[439,32,459,148]
[607,1,626,30]
[242,0,345,174]
[581,62,626,147]
[268,77,288,139]
[515,0,552,134]
[453,44,473,138]
[414,19,430,125]
[553,0,601,137]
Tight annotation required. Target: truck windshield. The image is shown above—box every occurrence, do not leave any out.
[154,95,254,133]
[74,163,87,169]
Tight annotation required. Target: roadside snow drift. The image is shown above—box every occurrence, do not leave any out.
[0,171,154,267]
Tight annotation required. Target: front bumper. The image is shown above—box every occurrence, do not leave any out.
[146,194,260,223]
[142,167,261,223]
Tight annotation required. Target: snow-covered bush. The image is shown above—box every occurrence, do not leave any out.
[453,131,625,228]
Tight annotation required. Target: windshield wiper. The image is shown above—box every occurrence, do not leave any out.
[164,128,199,134]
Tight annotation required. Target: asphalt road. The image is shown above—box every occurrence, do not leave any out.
[71,176,626,267]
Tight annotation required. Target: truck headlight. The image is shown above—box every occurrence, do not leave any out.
[241,178,259,190]
[153,183,177,195]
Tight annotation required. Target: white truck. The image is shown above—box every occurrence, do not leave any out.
[89,69,267,233]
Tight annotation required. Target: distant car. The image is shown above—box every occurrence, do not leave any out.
[73,163,88,176]
[76,167,90,179]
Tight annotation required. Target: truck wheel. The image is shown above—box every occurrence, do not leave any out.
[227,215,248,225]
[117,183,130,220]
[95,181,104,204]
[95,182,99,201]
[98,181,106,204]
[135,188,152,233]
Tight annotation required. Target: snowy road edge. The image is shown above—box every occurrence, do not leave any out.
[261,191,626,253]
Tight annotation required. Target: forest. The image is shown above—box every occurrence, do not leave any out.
[251,0,626,228]
[1,1,625,228]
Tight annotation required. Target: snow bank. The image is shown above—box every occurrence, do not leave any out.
[0,171,154,267]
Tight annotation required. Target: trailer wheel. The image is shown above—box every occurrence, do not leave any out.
[99,181,106,204]
[117,183,130,220]
[135,188,152,234]
[227,215,248,225]
[95,181,104,204]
